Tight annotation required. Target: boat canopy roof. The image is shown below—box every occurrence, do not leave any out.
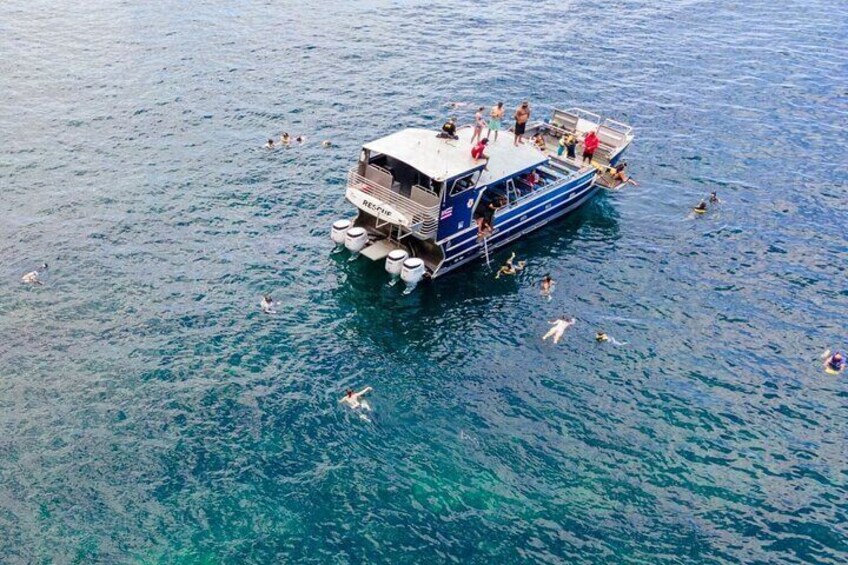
[363,128,547,184]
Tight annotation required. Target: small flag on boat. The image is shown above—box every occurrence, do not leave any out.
[440,207,453,220]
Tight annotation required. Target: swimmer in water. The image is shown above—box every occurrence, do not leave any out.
[260,295,276,314]
[280,132,291,146]
[496,252,526,278]
[340,387,372,410]
[265,138,275,149]
[322,140,332,148]
[295,135,305,144]
[542,316,576,344]
[596,331,628,346]
[21,263,48,285]
[540,274,555,299]
[694,200,707,214]
[709,191,720,204]
[824,351,846,374]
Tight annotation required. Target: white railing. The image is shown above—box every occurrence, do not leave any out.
[346,170,440,239]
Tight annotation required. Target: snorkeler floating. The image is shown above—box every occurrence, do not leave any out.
[260,295,276,314]
[21,263,48,285]
[542,316,576,344]
[496,252,526,278]
[595,331,627,346]
[340,387,372,410]
[823,350,846,374]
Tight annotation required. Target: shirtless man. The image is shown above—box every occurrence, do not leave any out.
[487,102,505,142]
[340,387,373,410]
[513,101,531,146]
[542,316,575,344]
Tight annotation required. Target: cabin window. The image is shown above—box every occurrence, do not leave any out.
[449,171,481,197]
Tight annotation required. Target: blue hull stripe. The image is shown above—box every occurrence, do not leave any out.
[440,172,595,260]
[435,180,600,277]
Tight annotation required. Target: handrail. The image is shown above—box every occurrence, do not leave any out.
[562,107,603,126]
[346,170,440,239]
[601,118,633,136]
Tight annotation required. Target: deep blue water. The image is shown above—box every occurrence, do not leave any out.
[2,0,847,563]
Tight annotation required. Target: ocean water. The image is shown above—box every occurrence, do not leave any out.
[1,0,847,562]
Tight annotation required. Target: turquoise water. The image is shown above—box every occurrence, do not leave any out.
[2,0,847,562]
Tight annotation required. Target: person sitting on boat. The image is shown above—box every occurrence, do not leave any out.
[438,117,459,140]
[495,252,526,278]
[582,130,600,164]
[523,170,540,190]
[476,215,493,238]
[825,351,846,374]
[694,200,707,214]
[471,138,490,161]
[533,132,546,150]
[611,162,638,186]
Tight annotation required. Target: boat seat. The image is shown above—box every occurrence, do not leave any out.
[596,125,626,152]
[364,164,393,188]
[411,184,439,208]
[551,110,579,135]
[592,148,613,169]
[537,165,560,180]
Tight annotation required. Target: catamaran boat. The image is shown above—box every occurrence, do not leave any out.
[330,107,634,288]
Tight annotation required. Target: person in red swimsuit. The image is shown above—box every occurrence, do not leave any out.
[582,130,600,164]
[471,138,490,161]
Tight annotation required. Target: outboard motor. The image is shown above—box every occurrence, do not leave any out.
[384,249,409,286]
[330,219,351,246]
[400,257,425,293]
[344,227,368,255]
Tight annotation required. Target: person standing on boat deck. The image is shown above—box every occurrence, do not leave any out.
[471,138,489,161]
[487,102,505,142]
[565,134,577,159]
[514,101,531,146]
[471,107,486,145]
[582,130,600,164]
